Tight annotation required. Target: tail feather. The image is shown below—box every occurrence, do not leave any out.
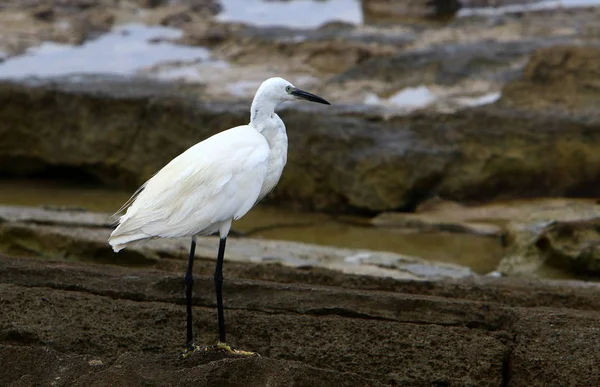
[109,229,152,252]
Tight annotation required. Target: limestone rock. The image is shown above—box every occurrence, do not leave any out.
[501,45,600,114]
[0,205,475,281]
[2,78,600,212]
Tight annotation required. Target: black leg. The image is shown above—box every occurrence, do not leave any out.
[214,237,227,343]
[185,237,197,351]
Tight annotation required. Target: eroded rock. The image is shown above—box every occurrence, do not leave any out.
[374,198,600,278]
[2,78,600,212]
[499,217,600,277]
[362,0,462,25]
[0,205,474,281]
[1,254,600,386]
[501,45,600,115]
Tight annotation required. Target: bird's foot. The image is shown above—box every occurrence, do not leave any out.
[181,342,259,358]
[181,343,201,359]
[206,342,259,356]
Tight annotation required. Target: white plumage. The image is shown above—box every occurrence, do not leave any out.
[107,76,330,354]
[109,126,270,250]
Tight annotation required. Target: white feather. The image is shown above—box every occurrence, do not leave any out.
[109,125,269,251]
[108,77,329,253]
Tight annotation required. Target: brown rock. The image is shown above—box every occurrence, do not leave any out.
[2,78,600,212]
[501,45,600,114]
[0,345,384,387]
[70,9,115,45]
[499,217,600,277]
[375,198,600,278]
[362,0,461,25]
[1,255,600,385]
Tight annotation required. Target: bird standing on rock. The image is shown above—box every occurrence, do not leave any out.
[108,77,330,356]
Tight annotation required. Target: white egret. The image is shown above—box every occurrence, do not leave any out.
[108,77,330,355]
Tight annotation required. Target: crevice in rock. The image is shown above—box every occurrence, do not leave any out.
[0,280,508,332]
[500,333,518,387]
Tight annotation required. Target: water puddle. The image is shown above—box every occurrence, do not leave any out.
[460,0,600,17]
[364,85,501,113]
[0,24,213,80]
[0,179,504,274]
[217,0,363,28]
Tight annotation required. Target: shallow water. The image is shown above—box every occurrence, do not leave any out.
[217,0,363,28]
[0,179,504,274]
[0,24,212,80]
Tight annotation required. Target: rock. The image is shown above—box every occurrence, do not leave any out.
[500,45,600,115]
[0,205,475,281]
[32,5,55,22]
[2,77,600,212]
[330,39,555,92]
[374,198,600,279]
[160,11,193,28]
[0,346,384,387]
[374,198,600,230]
[499,217,600,277]
[462,0,543,8]
[361,0,461,25]
[71,9,115,44]
[182,23,405,75]
[1,254,600,386]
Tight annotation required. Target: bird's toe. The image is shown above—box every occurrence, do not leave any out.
[181,344,201,359]
[208,342,260,356]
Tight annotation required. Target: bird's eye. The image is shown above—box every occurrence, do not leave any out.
[285,86,292,93]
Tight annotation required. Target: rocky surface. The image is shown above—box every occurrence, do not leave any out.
[501,45,600,115]
[0,205,475,280]
[499,217,600,277]
[1,253,599,386]
[0,1,599,213]
[0,0,220,55]
[361,0,462,25]
[374,197,600,278]
[2,74,600,212]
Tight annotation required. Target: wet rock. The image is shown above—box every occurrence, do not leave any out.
[462,0,543,7]
[330,39,557,93]
[160,11,193,27]
[362,0,461,25]
[2,78,600,212]
[32,5,55,22]
[69,9,115,44]
[501,45,600,115]
[182,23,407,75]
[375,198,600,279]
[0,205,475,281]
[499,217,600,277]
[0,0,221,58]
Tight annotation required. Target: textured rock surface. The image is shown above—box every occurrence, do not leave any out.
[0,255,599,386]
[501,45,600,115]
[499,217,600,277]
[0,205,475,280]
[2,78,600,212]
[374,198,600,278]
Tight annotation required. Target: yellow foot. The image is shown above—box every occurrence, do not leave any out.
[206,342,259,357]
[181,344,201,359]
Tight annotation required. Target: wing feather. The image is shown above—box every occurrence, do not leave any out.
[109,125,269,245]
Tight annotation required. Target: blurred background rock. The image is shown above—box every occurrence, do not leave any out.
[0,0,599,283]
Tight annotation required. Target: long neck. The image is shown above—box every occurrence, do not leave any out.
[250,92,278,128]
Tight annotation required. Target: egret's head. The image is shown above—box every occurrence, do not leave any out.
[255,77,330,106]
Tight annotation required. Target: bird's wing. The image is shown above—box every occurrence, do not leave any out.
[112,125,269,239]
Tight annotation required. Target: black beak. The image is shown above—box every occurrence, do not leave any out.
[291,88,331,105]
